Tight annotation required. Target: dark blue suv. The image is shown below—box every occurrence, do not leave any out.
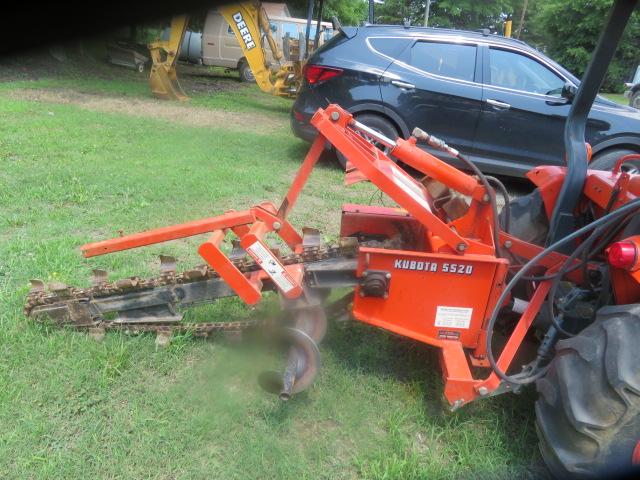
[291,25,640,176]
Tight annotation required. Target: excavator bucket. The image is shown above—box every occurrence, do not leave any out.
[149,63,188,101]
[148,15,189,101]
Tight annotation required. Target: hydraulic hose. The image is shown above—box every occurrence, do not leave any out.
[485,198,640,385]
[410,128,503,257]
[486,175,510,233]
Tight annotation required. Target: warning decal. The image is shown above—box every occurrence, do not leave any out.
[434,306,473,329]
[245,240,295,293]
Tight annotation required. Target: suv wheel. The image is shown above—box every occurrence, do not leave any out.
[238,60,255,83]
[335,114,399,169]
[589,148,640,174]
[630,91,640,109]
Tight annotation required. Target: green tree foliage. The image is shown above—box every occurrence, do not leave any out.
[532,0,640,92]
[376,0,513,30]
[286,0,638,93]
[287,0,368,26]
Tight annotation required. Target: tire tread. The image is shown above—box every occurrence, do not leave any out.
[536,305,640,477]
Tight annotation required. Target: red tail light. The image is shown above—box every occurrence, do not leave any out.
[607,240,639,270]
[303,64,343,85]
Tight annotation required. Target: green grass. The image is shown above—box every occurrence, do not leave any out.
[0,60,546,479]
[602,92,628,105]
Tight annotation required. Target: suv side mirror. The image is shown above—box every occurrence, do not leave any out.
[561,82,577,101]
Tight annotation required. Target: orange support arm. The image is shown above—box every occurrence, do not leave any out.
[81,210,255,257]
[198,229,262,305]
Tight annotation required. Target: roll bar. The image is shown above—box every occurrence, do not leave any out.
[547,0,638,248]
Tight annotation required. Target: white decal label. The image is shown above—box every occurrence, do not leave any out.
[232,12,256,49]
[245,240,295,293]
[434,306,473,329]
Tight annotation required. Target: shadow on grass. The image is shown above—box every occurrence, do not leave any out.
[320,315,544,475]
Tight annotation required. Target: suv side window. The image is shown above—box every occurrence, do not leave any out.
[489,48,565,96]
[409,41,476,82]
[370,37,412,58]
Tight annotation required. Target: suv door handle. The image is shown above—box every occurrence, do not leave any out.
[391,80,415,90]
[486,99,511,109]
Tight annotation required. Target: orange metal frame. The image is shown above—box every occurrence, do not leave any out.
[81,135,327,304]
[308,105,573,406]
[80,104,639,408]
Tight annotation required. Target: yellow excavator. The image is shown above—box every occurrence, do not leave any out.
[148,1,317,101]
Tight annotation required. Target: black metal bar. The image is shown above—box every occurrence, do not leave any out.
[313,0,325,50]
[304,0,315,60]
[547,0,638,249]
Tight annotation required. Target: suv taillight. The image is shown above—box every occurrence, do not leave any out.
[303,64,343,85]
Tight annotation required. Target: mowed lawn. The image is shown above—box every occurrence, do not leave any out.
[0,58,545,479]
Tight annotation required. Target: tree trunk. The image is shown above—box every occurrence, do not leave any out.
[516,0,529,39]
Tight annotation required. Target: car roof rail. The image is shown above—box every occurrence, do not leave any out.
[362,23,533,48]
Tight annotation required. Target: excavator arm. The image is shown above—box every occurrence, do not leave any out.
[148,2,304,101]
[218,2,300,98]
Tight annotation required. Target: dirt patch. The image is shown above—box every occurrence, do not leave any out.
[9,88,285,133]
[177,64,244,95]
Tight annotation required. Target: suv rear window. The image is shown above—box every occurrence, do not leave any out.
[409,41,476,82]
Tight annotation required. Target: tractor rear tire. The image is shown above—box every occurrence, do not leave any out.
[535,304,640,478]
[589,148,639,173]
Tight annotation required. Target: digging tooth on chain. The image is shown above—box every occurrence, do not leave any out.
[302,227,321,253]
[159,255,177,276]
[183,266,209,280]
[24,240,374,338]
[49,281,71,296]
[91,269,109,287]
[114,277,140,290]
[29,279,45,293]
[155,330,173,348]
[229,240,246,261]
[89,326,106,342]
